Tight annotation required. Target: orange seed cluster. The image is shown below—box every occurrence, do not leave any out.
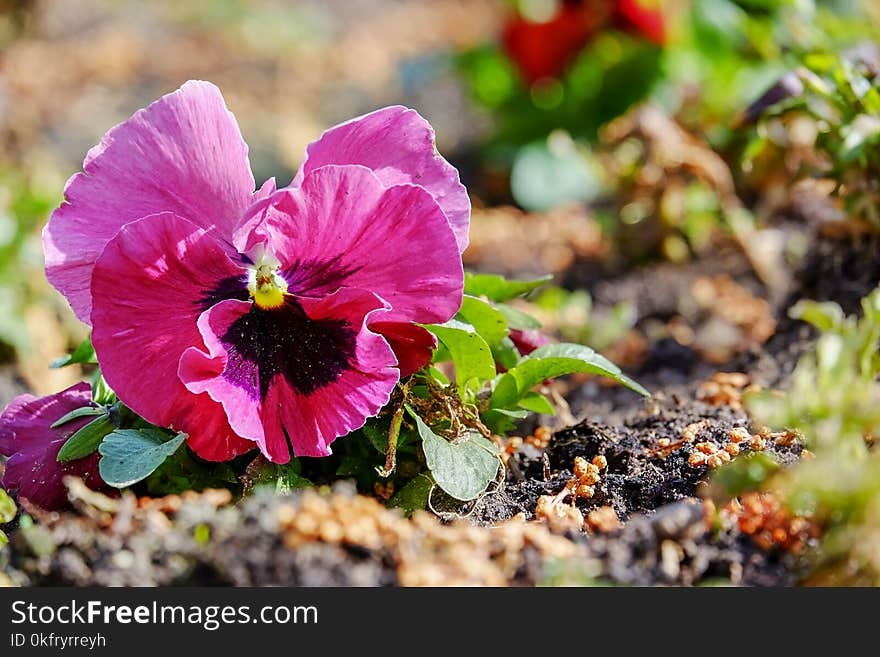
[526,426,553,449]
[697,371,760,409]
[571,455,608,500]
[682,420,711,443]
[726,492,819,555]
[501,426,554,465]
[684,423,797,469]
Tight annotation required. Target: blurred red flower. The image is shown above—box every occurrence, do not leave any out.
[502,0,665,84]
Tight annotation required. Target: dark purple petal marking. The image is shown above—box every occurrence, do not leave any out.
[220,300,357,400]
[197,274,250,311]
[280,256,363,296]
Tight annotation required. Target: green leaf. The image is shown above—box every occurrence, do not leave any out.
[50,405,105,429]
[335,453,363,477]
[491,337,521,371]
[409,408,499,501]
[249,456,308,493]
[790,299,846,332]
[517,391,556,415]
[56,414,114,462]
[426,366,450,386]
[387,474,434,515]
[862,86,880,115]
[273,463,313,494]
[486,407,528,420]
[491,343,649,409]
[362,416,392,454]
[710,452,781,498]
[146,447,240,496]
[490,373,520,410]
[483,407,529,434]
[91,370,117,405]
[98,429,186,488]
[495,302,543,330]
[50,335,96,368]
[840,114,880,162]
[0,487,16,524]
[431,341,452,364]
[456,295,508,347]
[741,134,768,166]
[464,272,552,302]
[424,320,496,394]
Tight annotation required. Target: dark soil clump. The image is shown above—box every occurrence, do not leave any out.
[475,396,800,522]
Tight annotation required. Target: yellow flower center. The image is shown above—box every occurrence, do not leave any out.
[248,263,288,310]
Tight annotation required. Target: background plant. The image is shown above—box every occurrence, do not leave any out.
[742,46,880,228]
[714,287,880,584]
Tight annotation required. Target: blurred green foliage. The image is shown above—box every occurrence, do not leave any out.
[458,33,663,148]
[458,28,663,210]
[0,169,59,357]
[729,288,880,584]
[743,48,880,225]
[532,285,636,350]
[0,486,15,546]
[457,0,880,244]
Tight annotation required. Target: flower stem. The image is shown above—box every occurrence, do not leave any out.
[378,379,412,478]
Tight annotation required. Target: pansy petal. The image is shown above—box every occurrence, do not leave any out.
[44,80,256,323]
[179,289,399,462]
[271,360,395,458]
[0,383,111,510]
[90,212,254,461]
[292,106,470,251]
[253,177,277,203]
[279,290,399,458]
[178,299,268,455]
[237,164,464,327]
[369,321,437,377]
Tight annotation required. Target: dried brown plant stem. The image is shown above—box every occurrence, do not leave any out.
[377,378,412,478]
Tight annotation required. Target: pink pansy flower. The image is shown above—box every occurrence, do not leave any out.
[0,383,110,510]
[43,81,467,463]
